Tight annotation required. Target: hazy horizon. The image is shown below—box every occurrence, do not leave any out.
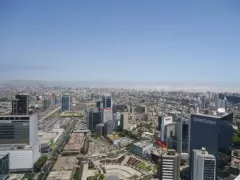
[1,79,240,93]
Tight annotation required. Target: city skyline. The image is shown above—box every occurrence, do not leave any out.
[1,1,239,84]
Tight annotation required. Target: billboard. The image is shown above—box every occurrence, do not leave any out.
[155,140,167,148]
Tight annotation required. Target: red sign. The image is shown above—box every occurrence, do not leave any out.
[104,108,112,110]
[155,140,167,148]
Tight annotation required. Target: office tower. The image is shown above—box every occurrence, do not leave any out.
[87,108,102,132]
[96,124,104,136]
[168,111,179,122]
[102,108,113,123]
[104,120,115,136]
[177,118,189,153]
[160,116,173,141]
[0,114,40,171]
[164,123,176,149]
[189,112,233,179]
[158,116,162,132]
[12,94,29,115]
[61,94,70,112]
[102,96,112,108]
[157,149,180,180]
[43,97,50,109]
[96,100,101,110]
[120,112,128,130]
[193,148,216,180]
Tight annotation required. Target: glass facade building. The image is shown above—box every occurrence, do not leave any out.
[61,95,70,112]
[189,113,233,179]
[87,108,102,132]
[0,116,29,144]
[0,115,38,146]
[12,94,29,115]
[0,153,9,180]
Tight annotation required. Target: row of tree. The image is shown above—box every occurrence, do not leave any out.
[33,155,47,172]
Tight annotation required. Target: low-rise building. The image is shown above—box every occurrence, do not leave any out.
[131,141,153,158]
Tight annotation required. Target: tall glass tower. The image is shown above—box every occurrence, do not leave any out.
[61,94,70,112]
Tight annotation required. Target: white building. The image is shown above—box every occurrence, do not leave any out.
[193,147,216,180]
[0,114,40,172]
[101,108,113,123]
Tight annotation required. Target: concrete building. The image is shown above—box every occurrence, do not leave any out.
[189,112,233,179]
[157,149,180,180]
[12,93,29,115]
[96,123,104,136]
[0,114,40,171]
[102,108,113,123]
[120,112,128,130]
[104,120,115,137]
[0,143,40,172]
[193,148,216,180]
[61,94,71,112]
[131,141,153,158]
[0,114,38,146]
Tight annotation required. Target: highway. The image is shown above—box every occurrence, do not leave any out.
[39,106,61,121]
[36,122,76,180]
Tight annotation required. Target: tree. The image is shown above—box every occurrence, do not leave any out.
[233,133,240,147]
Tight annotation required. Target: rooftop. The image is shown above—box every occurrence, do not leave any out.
[52,156,77,171]
[47,170,73,180]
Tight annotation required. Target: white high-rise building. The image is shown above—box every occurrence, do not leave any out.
[193,147,216,180]
[0,114,40,171]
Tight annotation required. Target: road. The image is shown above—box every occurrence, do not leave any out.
[39,106,61,121]
[36,122,76,180]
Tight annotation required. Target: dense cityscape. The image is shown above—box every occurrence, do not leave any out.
[0,85,240,180]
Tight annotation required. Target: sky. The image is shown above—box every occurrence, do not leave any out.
[0,0,240,85]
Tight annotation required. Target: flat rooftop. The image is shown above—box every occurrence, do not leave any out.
[52,156,77,171]
[193,111,231,119]
[47,170,73,180]
[63,133,85,152]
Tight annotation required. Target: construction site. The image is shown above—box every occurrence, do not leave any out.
[47,156,77,180]
[63,132,85,154]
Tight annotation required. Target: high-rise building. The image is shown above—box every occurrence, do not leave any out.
[87,108,102,132]
[12,94,29,115]
[120,112,128,130]
[96,123,104,136]
[177,118,189,153]
[189,112,233,179]
[0,115,38,145]
[157,149,180,180]
[102,108,113,123]
[0,114,40,171]
[159,116,173,141]
[104,120,115,136]
[102,96,112,108]
[193,148,216,180]
[61,94,70,112]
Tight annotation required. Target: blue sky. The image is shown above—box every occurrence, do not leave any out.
[0,0,239,83]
